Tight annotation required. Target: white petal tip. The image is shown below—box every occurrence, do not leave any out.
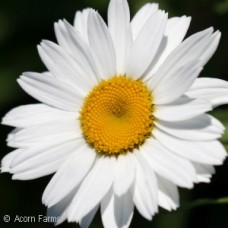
[1,117,7,125]
[11,175,18,180]
[1,167,10,173]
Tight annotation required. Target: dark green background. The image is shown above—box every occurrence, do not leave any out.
[0,0,228,227]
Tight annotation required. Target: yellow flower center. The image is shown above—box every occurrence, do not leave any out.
[80,76,154,155]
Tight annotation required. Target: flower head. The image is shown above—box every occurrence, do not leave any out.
[1,0,228,227]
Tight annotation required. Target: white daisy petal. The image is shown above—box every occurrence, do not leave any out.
[80,205,99,228]
[164,27,219,70]
[134,151,158,214]
[1,149,22,173]
[140,138,197,188]
[147,28,220,104]
[154,96,212,121]
[192,162,216,183]
[108,0,132,74]
[5,129,21,147]
[187,77,228,107]
[131,3,158,40]
[74,9,90,43]
[101,189,134,228]
[153,128,227,165]
[131,153,158,220]
[155,114,224,141]
[47,187,78,225]
[10,140,85,181]
[7,120,81,148]
[190,77,228,90]
[42,144,96,207]
[144,16,191,78]
[114,193,134,228]
[113,153,136,196]
[67,156,116,222]
[151,60,203,104]
[101,190,116,228]
[132,175,152,220]
[18,72,84,112]
[38,41,94,94]
[126,10,167,79]
[200,31,221,66]
[10,139,84,173]
[88,10,116,79]
[161,16,191,58]
[54,19,99,85]
[2,104,76,128]
[157,176,179,211]
[11,160,62,180]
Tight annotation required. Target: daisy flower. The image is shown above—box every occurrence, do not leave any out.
[1,0,228,227]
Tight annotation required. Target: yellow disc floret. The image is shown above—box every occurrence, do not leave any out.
[80,76,154,155]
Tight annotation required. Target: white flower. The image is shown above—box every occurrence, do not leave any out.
[1,0,228,227]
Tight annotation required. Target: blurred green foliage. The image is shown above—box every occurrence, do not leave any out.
[215,0,228,14]
[214,109,228,150]
[0,0,228,228]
